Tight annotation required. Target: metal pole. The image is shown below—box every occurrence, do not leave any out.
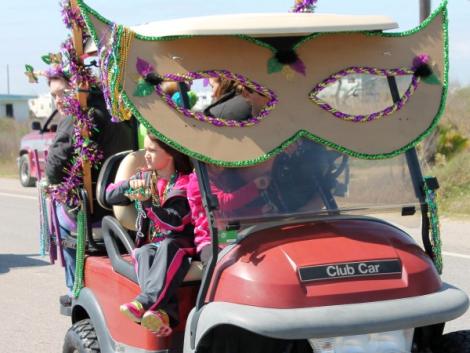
[6,64,10,94]
[420,0,431,22]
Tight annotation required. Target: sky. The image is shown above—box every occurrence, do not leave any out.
[0,0,468,96]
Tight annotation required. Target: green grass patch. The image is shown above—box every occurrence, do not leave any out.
[432,151,470,217]
[0,160,17,178]
[0,118,29,178]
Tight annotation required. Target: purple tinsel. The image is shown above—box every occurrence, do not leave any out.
[47,36,102,205]
[61,37,97,88]
[61,0,86,29]
[44,65,70,81]
[49,95,103,206]
[292,0,318,13]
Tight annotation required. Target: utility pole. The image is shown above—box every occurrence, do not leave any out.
[420,0,431,23]
[6,64,10,94]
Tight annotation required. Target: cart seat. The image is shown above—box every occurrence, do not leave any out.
[98,150,203,283]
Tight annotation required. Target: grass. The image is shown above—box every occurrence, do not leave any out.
[432,151,470,217]
[0,160,17,178]
[1,85,469,216]
[428,84,470,217]
[0,118,29,178]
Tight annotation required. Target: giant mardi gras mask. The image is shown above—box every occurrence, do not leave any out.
[78,0,448,166]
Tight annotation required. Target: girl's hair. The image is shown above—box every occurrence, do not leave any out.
[212,78,238,100]
[147,133,193,174]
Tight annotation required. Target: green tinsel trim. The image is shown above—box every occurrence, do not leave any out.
[423,176,443,274]
[236,35,276,52]
[76,0,102,45]
[369,0,448,38]
[72,208,86,298]
[79,0,448,166]
[38,181,50,256]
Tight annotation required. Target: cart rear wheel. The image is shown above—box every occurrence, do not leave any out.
[431,330,470,353]
[63,319,100,353]
[19,155,36,187]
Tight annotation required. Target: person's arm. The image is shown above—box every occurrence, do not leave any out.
[215,182,260,212]
[45,116,74,184]
[105,180,132,206]
[187,175,211,252]
[143,196,191,232]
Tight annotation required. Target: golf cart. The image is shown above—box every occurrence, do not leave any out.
[62,0,469,352]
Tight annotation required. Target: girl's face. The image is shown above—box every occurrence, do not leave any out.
[144,135,173,171]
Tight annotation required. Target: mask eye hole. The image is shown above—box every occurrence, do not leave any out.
[310,68,417,123]
[155,70,278,127]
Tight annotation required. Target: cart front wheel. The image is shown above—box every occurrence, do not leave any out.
[431,330,470,353]
[63,319,100,353]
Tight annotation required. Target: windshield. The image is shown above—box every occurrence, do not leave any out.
[205,139,421,231]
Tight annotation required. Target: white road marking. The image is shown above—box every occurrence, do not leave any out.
[0,192,37,201]
[443,251,470,260]
[2,189,470,260]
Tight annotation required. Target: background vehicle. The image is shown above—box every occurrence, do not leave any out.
[17,109,60,187]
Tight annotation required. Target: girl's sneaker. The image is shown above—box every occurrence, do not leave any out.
[141,309,172,337]
[120,300,145,323]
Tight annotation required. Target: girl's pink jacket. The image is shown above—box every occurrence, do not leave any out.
[186,172,260,252]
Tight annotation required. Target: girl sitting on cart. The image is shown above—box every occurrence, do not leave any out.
[105,132,194,336]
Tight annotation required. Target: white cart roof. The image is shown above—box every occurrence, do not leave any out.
[131,13,398,37]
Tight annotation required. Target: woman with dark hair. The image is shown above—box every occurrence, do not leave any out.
[105,133,194,337]
[46,73,135,307]
[203,77,252,121]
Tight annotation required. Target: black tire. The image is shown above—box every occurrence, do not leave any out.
[63,319,100,353]
[431,330,470,353]
[19,155,36,187]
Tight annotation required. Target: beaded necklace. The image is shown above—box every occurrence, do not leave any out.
[148,171,179,242]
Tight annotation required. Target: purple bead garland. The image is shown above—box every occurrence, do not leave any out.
[99,44,118,122]
[150,70,278,128]
[310,62,424,123]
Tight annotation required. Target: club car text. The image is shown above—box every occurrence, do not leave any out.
[298,259,402,282]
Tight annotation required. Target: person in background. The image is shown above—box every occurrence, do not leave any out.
[240,86,270,117]
[187,167,270,267]
[46,72,135,308]
[204,78,252,121]
[137,81,198,148]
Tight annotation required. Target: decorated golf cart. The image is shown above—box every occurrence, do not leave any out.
[59,0,469,352]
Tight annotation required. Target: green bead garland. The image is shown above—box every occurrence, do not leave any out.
[423,176,443,274]
[38,181,50,256]
[72,208,87,297]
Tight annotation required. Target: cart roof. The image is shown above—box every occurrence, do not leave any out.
[131,13,398,37]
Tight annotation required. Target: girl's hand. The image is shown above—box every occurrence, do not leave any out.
[126,179,151,201]
[130,179,146,190]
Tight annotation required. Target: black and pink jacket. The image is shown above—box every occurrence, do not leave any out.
[105,172,194,243]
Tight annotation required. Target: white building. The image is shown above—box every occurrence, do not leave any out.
[28,93,55,119]
[0,94,36,122]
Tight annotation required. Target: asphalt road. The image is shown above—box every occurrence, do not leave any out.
[0,177,469,352]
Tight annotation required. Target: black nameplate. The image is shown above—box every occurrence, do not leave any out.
[298,259,402,282]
